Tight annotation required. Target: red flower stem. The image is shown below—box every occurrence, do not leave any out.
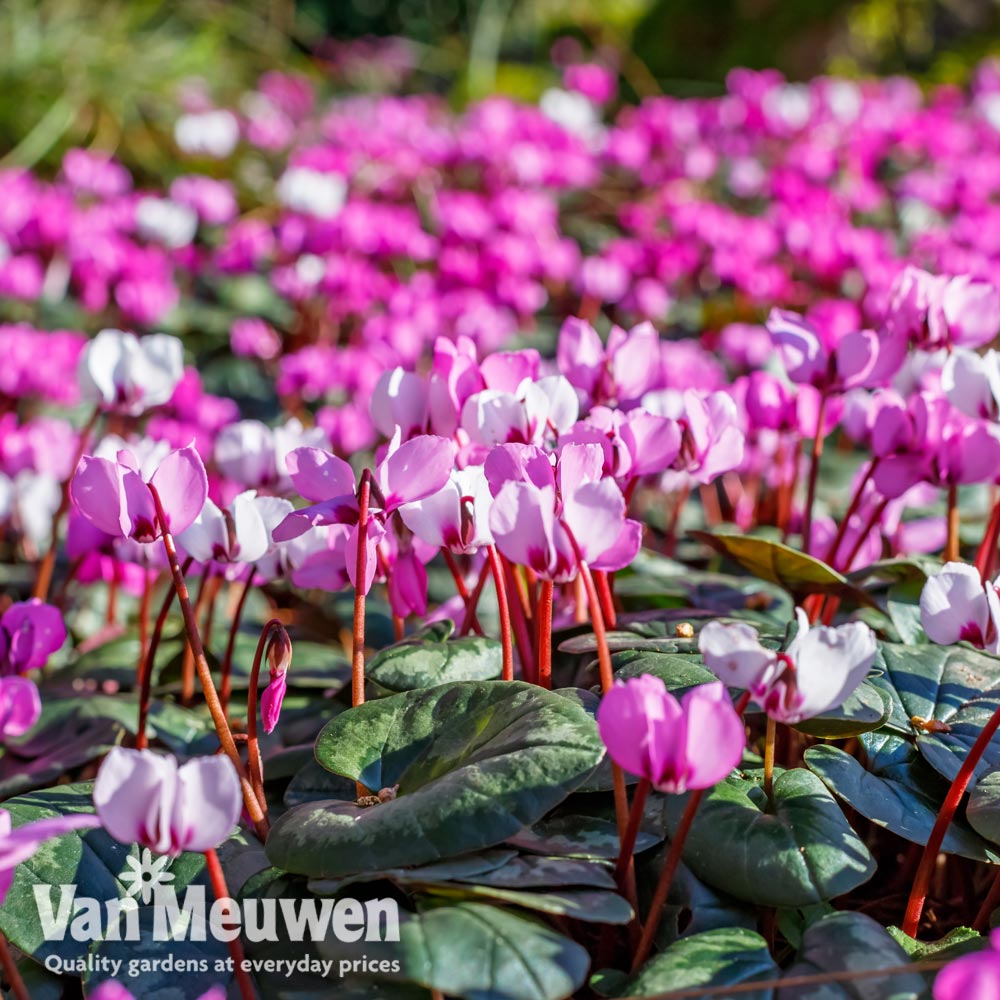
[903,700,1000,936]
[32,405,101,602]
[825,457,879,566]
[351,470,372,710]
[614,778,650,888]
[148,485,268,838]
[594,569,617,629]
[181,566,213,706]
[944,483,961,563]
[536,579,554,689]
[974,867,1000,931]
[631,690,753,973]
[802,592,825,625]
[801,393,828,556]
[442,549,483,635]
[975,498,1000,583]
[247,619,284,811]
[220,568,256,718]
[458,555,490,637]
[664,484,690,556]
[0,931,29,1000]
[486,545,514,681]
[203,848,257,1000]
[136,558,191,750]
[820,596,841,626]
[841,498,889,571]
[137,568,153,679]
[502,555,536,683]
[106,563,119,625]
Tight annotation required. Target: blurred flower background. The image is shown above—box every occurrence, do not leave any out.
[2,0,999,181]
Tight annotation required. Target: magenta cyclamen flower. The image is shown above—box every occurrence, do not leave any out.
[920,562,1000,652]
[699,609,877,723]
[596,677,745,793]
[71,444,207,543]
[933,928,1000,1000]
[0,599,66,674]
[93,748,241,857]
[91,983,225,1000]
[260,628,292,735]
[0,676,40,739]
[0,808,100,904]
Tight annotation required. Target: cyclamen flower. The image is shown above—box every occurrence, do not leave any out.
[91,984,225,1000]
[597,677,745,793]
[699,609,877,723]
[93,748,241,857]
[0,676,41,738]
[260,628,292,735]
[920,562,1000,652]
[77,329,184,416]
[214,418,329,493]
[399,467,494,553]
[487,442,641,580]
[0,599,66,675]
[933,928,1000,1000]
[273,432,456,594]
[0,808,100,904]
[177,491,292,571]
[71,445,208,543]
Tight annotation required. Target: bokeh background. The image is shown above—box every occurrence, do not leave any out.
[3,0,1000,179]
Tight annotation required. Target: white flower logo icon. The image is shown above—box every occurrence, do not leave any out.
[119,848,175,903]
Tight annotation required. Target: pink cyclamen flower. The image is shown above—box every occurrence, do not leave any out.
[933,928,1000,1000]
[91,983,225,1000]
[596,677,745,793]
[77,329,184,416]
[177,490,292,569]
[0,808,100,904]
[0,676,40,738]
[699,609,877,724]
[920,562,1000,652]
[0,599,66,674]
[71,444,208,543]
[93,748,241,857]
[260,629,292,735]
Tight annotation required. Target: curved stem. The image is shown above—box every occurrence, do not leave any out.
[536,580,554,689]
[247,619,285,812]
[137,568,153,680]
[351,471,372,710]
[136,558,191,750]
[501,555,535,683]
[486,545,514,681]
[203,848,257,1000]
[0,931,29,1000]
[903,698,1000,936]
[32,405,100,601]
[801,393,828,556]
[148,484,268,838]
[975,867,1000,931]
[221,568,256,718]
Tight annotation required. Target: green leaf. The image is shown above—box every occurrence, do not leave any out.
[967,770,1000,845]
[315,900,591,1000]
[659,769,876,907]
[266,681,603,876]
[422,884,633,924]
[780,912,928,999]
[508,815,659,860]
[689,531,864,600]
[806,739,997,861]
[611,650,719,693]
[610,927,777,998]
[793,681,892,739]
[869,643,1000,783]
[366,620,502,694]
